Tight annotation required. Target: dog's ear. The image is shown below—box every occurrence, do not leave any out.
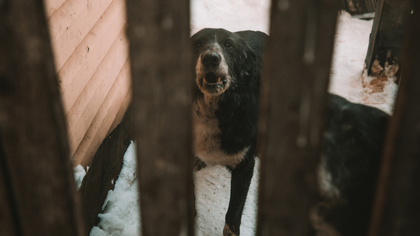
[247,48,257,63]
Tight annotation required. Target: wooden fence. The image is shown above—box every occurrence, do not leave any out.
[0,0,418,235]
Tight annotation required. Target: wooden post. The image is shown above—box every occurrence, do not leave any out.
[368,1,420,235]
[0,0,84,235]
[365,0,411,76]
[0,135,19,235]
[125,0,194,235]
[257,0,339,235]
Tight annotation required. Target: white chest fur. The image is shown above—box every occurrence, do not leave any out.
[192,96,248,168]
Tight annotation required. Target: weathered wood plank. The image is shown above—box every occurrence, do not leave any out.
[0,133,19,236]
[108,85,132,136]
[47,0,114,71]
[79,109,133,235]
[0,0,84,235]
[43,0,66,18]
[125,0,194,235]
[77,59,131,167]
[257,0,339,235]
[368,1,419,235]
[364,0,411,76]
[67,26,129,161]
[58,0,126,113]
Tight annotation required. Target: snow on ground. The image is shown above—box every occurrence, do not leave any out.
[329,11,398,114]
[85,2,398,236]
[194,160,260,236]
[74,164,87,189]
[90,142,140,236]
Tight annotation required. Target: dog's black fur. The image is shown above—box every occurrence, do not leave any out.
[191,28,390,236]
[314,94,389,236]
[191,28,266,236]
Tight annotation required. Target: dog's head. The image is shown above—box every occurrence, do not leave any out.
[191,28,257,97]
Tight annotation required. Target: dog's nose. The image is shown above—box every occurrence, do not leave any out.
[201,52,221,68]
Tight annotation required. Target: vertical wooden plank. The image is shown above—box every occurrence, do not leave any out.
[257,0,339,235]
[365,0,411,76]
[369,1,419,235]
[125,0,194,235]
[0,133,19,236]
[0,0,84,235]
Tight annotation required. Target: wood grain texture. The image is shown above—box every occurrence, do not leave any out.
[0,0,84,235]
[58,0,127,113]
[0,133,19,236]
[126,0,195,235]
[108,84,133,136]
[42,0,131,166]
[43,0,66,18]
[257,0,339,235]
[67,26,129,158]
[48,0,114,71]
[77,59,131,167]
[368,1,420,235]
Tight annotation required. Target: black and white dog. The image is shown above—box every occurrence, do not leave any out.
[191,28,390,236]
[191,28,266,236]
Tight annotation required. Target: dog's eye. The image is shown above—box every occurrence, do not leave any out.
[196,43,202,48]
[224,41,233,48]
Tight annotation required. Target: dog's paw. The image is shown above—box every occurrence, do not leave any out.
[194,157,207,171]
[223,224,237,236]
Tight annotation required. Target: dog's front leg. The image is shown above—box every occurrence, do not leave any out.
[224,151,255,236]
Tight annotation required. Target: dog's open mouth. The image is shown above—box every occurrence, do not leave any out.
[202,72,228,89]
[203,72,226,84]
[200,72,229,95]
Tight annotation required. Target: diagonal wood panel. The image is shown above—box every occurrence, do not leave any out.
[47,0,114,71]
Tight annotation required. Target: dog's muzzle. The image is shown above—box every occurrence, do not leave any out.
[196,49,230,95]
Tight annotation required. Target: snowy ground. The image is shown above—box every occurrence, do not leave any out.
[74,1,399,235]
[329,12,398,114]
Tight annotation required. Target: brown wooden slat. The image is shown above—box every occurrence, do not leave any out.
[368,1,419,235]
[257,0,339,235]
[0,0,84,235]
[0,133,19,236]
[125,0,194,235]
[364,0,411,76]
